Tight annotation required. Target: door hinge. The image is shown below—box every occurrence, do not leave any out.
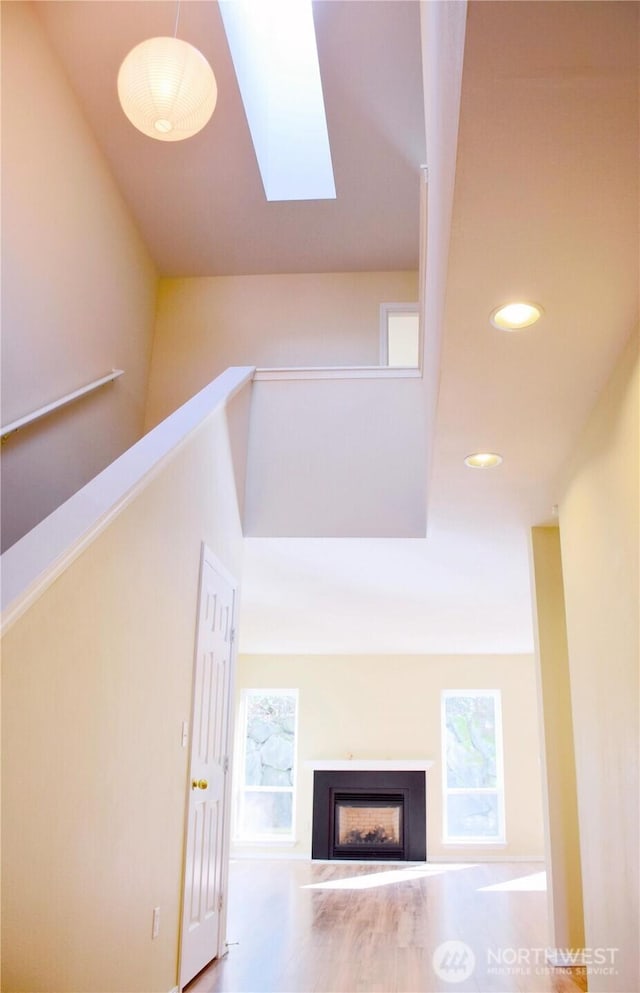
[223,755,230,774]
[218,892,224,912]
[230,627,236,645]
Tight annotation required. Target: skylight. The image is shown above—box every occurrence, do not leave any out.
[219,0,336,202]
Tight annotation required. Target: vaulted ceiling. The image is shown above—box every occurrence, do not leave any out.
[35,1,639,654]
[37,0,425,275]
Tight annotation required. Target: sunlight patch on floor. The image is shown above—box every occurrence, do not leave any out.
[302,863,477,891]
[478,870,547,892]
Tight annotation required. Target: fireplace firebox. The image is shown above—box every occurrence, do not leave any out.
[333,792,405,858]
[312,769,426,861]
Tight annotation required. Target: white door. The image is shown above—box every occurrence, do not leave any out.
[180,546,236,989]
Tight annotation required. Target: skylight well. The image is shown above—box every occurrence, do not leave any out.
[219,0,336,202]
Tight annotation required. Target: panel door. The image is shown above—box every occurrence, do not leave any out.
[180,547,235,989]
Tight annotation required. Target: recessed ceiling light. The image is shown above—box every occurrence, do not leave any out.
[464,453,503,469]
[490,302,543,331]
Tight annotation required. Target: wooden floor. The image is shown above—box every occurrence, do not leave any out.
[187,860,587,993]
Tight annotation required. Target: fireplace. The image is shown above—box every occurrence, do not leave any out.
[311,766,428,861]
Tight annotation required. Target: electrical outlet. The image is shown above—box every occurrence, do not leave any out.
[152,906,160,939]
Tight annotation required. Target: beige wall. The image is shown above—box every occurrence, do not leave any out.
[145,271,418,428]
[1,396,247,993]
[1,2,158,551]
[234,654,545,861]
[558,329,639,991]
[244,375,427,537]
[530,527,584,952]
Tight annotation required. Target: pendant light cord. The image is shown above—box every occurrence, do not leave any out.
[173,0,181,38]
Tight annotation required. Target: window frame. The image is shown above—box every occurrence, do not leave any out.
[233,687,299,844]
[379,302,421,368]
[441,689,506,845]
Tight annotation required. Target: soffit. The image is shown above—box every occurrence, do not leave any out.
[432,0,638,532]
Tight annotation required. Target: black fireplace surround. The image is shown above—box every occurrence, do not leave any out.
[311,769,426,861]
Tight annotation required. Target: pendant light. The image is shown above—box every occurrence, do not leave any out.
[117,2,217,142]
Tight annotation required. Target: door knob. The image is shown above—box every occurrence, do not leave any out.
[191,779,208,790]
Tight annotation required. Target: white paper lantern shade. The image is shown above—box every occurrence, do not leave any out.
[117,37,217,141]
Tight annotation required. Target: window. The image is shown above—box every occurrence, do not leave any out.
[441,690,505,843]
[380,303,420,368]
[234,689,298,842]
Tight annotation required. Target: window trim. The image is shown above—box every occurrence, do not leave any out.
[233,687,299,844]
[441,689,506,845]
[379,302,421,368]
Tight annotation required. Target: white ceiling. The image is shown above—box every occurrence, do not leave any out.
[36,1,639,655]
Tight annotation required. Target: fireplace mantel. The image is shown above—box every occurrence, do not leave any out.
[306,759,434,772]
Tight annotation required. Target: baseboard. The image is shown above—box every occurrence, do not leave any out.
[428,854,545,863]
[230,850,311,860]
[230,851,544,864]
